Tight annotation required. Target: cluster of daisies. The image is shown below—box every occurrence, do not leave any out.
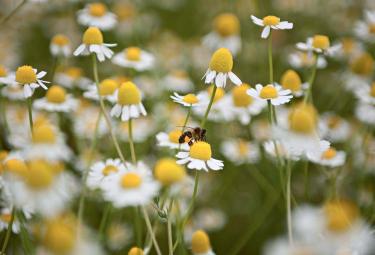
[0,0,374,255]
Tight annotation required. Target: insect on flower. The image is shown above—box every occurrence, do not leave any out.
[178,126,207,146]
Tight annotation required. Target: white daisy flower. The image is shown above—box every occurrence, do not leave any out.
[355,103,375,126]
[342,71,369,92]
[0,65,16,85]
[220,139,260,165]
[354,82,375,105]
[73,27,116,62]
[50,34,71,57]
[0,207,20,234]
[87,158,126,190]
[2,84,24,101]
[112,47,155,71]
[34,85,78,113]
[110,81,147,122]
[306,144,346,168]
[247,84,293,106]
[156,129,190,151]
[116,118,155,143]
[162,70,194,93]
[54,67,92,90]
[191,230,216,255]
[354,10,375,43]
[202,13,241,56]
[203,48,241,88]
[83,79,119,103]
[171,92,202,107]
[250,15,293,39]
[263,140,300,161]
[73,106,108,139]
[319,113,351,143]
[101,161,160,208]
[2,159,78,218]
[176,141,223,171]
[222,84,266,125]
[296,35,341,56]
[288,51,327,69]
[77,2,117,31]
[14,65,49,98]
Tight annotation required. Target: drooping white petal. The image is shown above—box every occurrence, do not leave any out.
[250,15,264,26]
[228,72,242,85]
[261,26,271,39]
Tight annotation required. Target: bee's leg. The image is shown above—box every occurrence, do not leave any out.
[178,134,186,144]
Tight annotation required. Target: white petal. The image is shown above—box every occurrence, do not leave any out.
[261,26,271,39]
[277,21,293,29]
[250,15,264,26]
[228,72,242,85]
[73,44,86,56]
[23,85,33,98]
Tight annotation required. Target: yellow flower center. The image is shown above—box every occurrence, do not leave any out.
[46,85,66,103]
[1,213,12,223]
[191,230,211,254]
[370,83,375,97]
[183,94,198,104]
[82,27,103,45]
[32,124,56,144]
[322,148,337,160]
[0,65,7,77]
[89,3,107,17]
[65,67,82,79]
[327,116,341,129]
[117,82,141,105]
[260,84,278,99]
[350,52,374,76]
[102,165,118,176]
[4,159,28,177]
[99,79,118,96]
[0,150,8,161]
[208,85,225,102]
[154,158,186,186]
[262,15,280,26]
[312,35,330,50]
[288,105,316,134]
[44,220,76,253]
[26,160,54,189]
[125,47,141,61]
[214,13,240,37]
[128,247,144,255]
[324,200,358,232]
[238,140,249,156]
[168,129,183,143]
[232,84,252,107]
[189,142,212,161]
[209,48,233,73]
[114,3,135,21]
[368,24,375,34]
[51,34,69,46]
[280,70,301,92]
[341,37,354,54]
[15,65,36,84]
[121,172,142,189]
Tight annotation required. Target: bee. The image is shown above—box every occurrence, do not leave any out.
[178,127,207,146]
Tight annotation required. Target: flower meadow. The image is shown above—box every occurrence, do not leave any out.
[0,0,375,254]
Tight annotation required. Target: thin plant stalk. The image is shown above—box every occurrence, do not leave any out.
[0,0,27,25]
[268,32,274,84]
[304,53,318,104]
[167,198,174,255]
[0,207,15,254]
[128,118,137,164]
[286,160,294,246]
[27,97,33,133]
[141,206,162,255]
[98,202,112,240]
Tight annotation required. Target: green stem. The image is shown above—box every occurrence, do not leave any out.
[286,160,294,246]
[303,161,309,200]
[304,53,318,104]
[134,207,142,246]
[1,208,15,254]
[49,56,59,83]
[98,203,112,240]
[128,118,137,164]
[200,85,217,128]
[27,97,33,133]
[141,206,162,255]
[268,32,273,84]
[0,90,9,134]
[267,100,273,124]
[167,198,174,255]
[0,0,27,25]
[91,54,127,164]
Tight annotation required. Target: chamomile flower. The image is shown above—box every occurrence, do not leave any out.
[112,47,155,71]
[34,85,78,113]
[263,140,300,160]
[50,34,71,57]
[83,79,119,103]
[349,52,374,78]
[14,65,49,98]
[54,67,92,90]
[191,230,215,255]
[354,82,375,105]
[203,13,241,55]
[77,2,117,31]
[171,92,201,107]
[220,139,260,164]
[296,35,341,56]
[127,247,144,255]
[176,141,223,171]
[162,70,194,92]
[101,161,160,208]
[288,51,327,69]
[247,84,293,106]
[354,10,375,43]
[355,103,375,126]
[278,69,308,97]
[0,65,16,85]
[223,84,266,125]
[306,144,346,168]
[2,159,78,218]
[73,27,116,62]
[110,81,146,121]
[154,158,186,187]
[250,15,293,39]
[2,84,24,101]
[319,113,351,143]
[0,207,20,233]
[156,129,190,151]
[87,158,126,190]
[203,48,241,88]
[74,105,108,139]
